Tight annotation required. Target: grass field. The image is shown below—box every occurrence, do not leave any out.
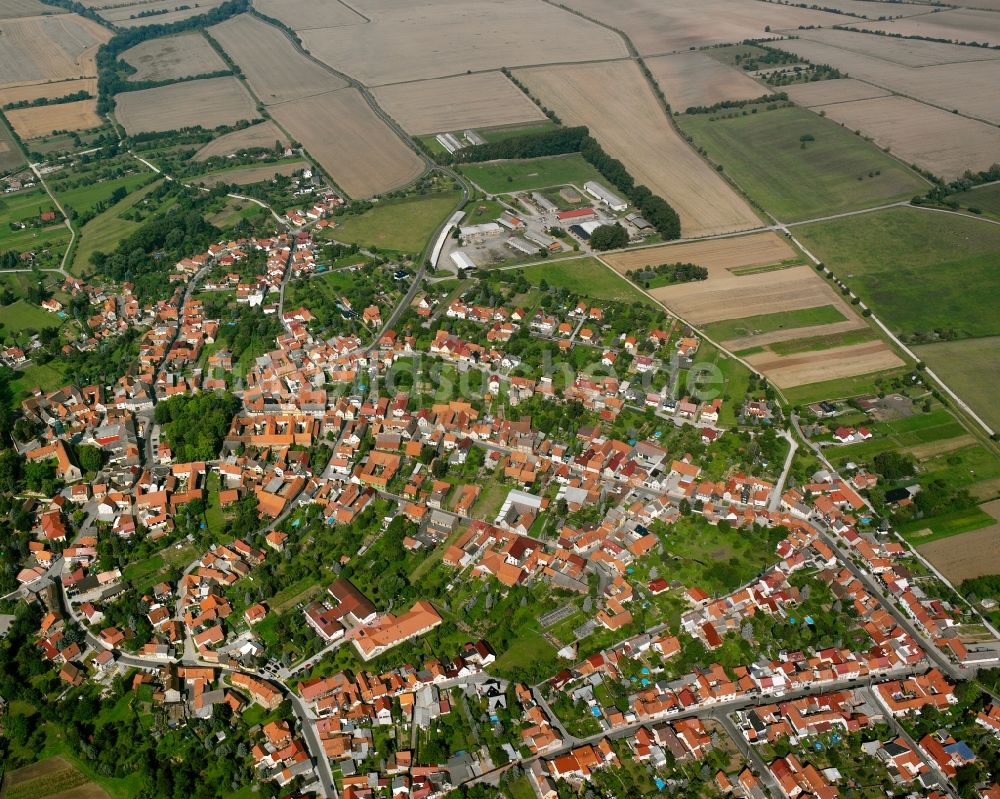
[71,179,162,275]
[914,336,1000,433]
[489,631,560,678]
[8,362,68,405]
[949,183,1000,220]
[825,409,968,468]
[55,172,155,220]
[0,114,26,174]
[457,153,603,194]
[1,299,60,334]
[703,304,846,341]
[518,257,656,306]
[782,368,907,405]
[326,191,460,255]
[794,207,1000,339]
[898,505,996,545]
[0,186,58,244]
[768,327,876,356]
[676,106,926,222]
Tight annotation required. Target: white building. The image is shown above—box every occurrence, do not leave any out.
[459,222,503,243]
[584,180,629,212]
[450,250,476,271]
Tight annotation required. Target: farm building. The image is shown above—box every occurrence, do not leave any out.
[435,132,464,153]
[464,129,486,146]
[584,180,628,211]
[524,228,561,251]
[557,207,596,222]
[460,222,503,243]
[450,251,477,271]
[530,192,558,213]
[506,237,539,256]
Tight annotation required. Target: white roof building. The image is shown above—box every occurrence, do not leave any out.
[584,180,629,212]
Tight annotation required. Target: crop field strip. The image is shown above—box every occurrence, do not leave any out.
[192,121,289,160]
[853,7,1000,46]
[644,51,768,112]
[0,77,96,106]
[914,500,1000,583]
[191,160,309,187]
[5,99,103,139]
[97,0,224,27]
[114,75,259,134]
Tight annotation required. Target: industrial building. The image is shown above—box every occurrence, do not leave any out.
[464,129,486,146]
[506,237,539,256]
[524,228,561,251]
[459,222,503,243]
[530,192,558,213]
[584,180,629,212]
[435,132,464,154]
[450,251,477,271]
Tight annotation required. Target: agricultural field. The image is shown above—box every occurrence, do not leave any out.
[269,88,424,198]
[208,13,346,105]
[457,154,604,194]
[297,0,627,86]
[814,95,1000,180]
[792,207,1000,340]
[192,120,288,160]
[96,0,223,28]
[516,59,761,238]
[948,183,1000,220]
[120,32,227,82]
[325,191,460,255]
[743,338,903,390]
[914,500,1000,583]
[5,99,102,139]
[191,159,308,187]
[646,51,768,112]
[517,257,655,306]
[0,0,67,18]
[0,77,95,106]
[914,337,1000,433]
[857,8,1000,46]
[114,76,259,134]
[252,0,366,29]
[783,78,890,107]
[676,106,927,221]
[70,178,163,275]
[0,13,110,88]
[0,118,26,173]
[562,0,846,54]
[372,72,546,135]
[703,305,862,350]
[0,756,110,799]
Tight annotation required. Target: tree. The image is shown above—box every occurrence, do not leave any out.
[588,223,628,251]
[75,444,104,474]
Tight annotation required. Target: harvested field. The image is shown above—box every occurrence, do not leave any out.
[602,231,796,277]
[517,60,760,238]
[918,501,1000,583]
[269,88,424,198]
[100,0,223,27]
[563,0,846,54]
[0,0,66,18]
[784,78,890,107]
[0,77,94,106]
[0,120,25,173]
[0,755,110,799]
[787,25,1000,67]
[818,95,1000,180]
[5,99,102,138]
[743,339,904,388]
[770,36,1000,125]
[0,13,110,88]
[645,51,767,112]
[915,336,1000,433]
[121,32,227,82]
[769,0,927,17]
[905,434,977,461]
[372,72,546,135]
[209,13,346,105]
[857,8,1000,46]
[645,264,854,325]
[252,0,365,30]
[114,76,258,134]
[193,120,289,160]
[298,0,627,86]
[724,318,867,352]
[192,160,308,186]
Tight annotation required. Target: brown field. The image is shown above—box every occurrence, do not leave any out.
[772,0,927,17]
[744,339,904,388]
[252,0,366,30]
[771,36,1000,124]
[562,0,846,54]
[818,95,1000,180]
[121,32,227,82]
[517,60,761,238]
[192,160,308,186]
[0,755,110,799]
[5,99,102,138]
[0,14,110,89]
[372,72,546,135]
[114,76,259,134]
[602,231,796,277]
[786,26,1000,67]
[0,77,95,106]
[645,51,767,112]
[645,264,851,324]
[98,0,223,26]
[857,8,1000,46]
[209,13,346,105]
[269,88,424,198]
[784,78,890,107]
[905,434,976,460]
[194,120,289,160]
[298,0,627,86]
[918,500,1000,583]
[0,0,67,18]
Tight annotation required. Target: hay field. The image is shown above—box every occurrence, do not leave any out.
[787,26,1000,67]
[252,0,365,30]
[209,13,346,104]
[0,77,95,106]
[818,95,1000,180]
[121,32,227,82]
[372,72,546,135]
[858,8,1000,46]
[914,337,1000,432]
[562,0,846,54]
[918,501,1000,583]
[5,99,102,138]
[193,120,288,160]
[0,0,67,18]
[114,76,258,134]
[517,60,760,238]
[770,36,1000,124]
[784,78,890,107]
[0,13,110,88]
[645,51,767,112]
[99,0,223,27]
[269,88,424,198]
[646,264,852,325]
[192,160,308,186]
[298,0,627,86]
[602,231,796,277]
[744,339,905,388]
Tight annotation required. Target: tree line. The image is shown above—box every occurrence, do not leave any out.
[445,126,589,165]
[2,90,93,111]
